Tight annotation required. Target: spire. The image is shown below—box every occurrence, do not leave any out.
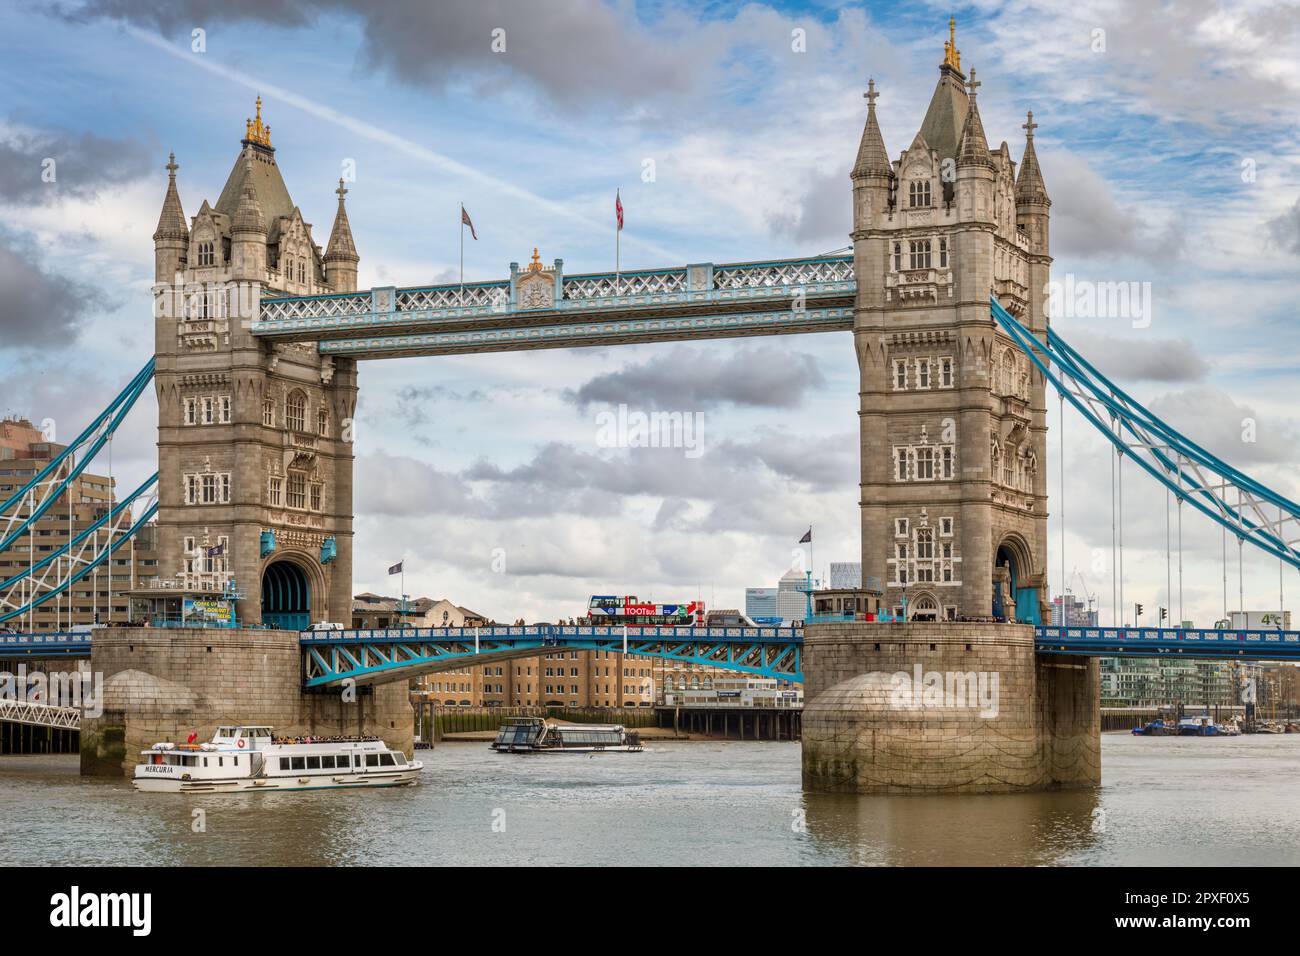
[232,152,265,234]
[244,95,272,149]
[956,69,993,168]
[1015,110,1050,204]
[851,79,891,180]
[324,178,359,263]
[152,152,188,242]
[918,16,969,162]
[942,15,961,71]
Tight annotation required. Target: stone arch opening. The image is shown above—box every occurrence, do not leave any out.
[993,534,1039,625]
[261,559,312,630]
[909,592,940,622]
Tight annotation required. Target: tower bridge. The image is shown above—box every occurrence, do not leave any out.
[6,21,1300,791]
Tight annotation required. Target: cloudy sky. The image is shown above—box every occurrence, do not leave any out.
[1,0,1298,625]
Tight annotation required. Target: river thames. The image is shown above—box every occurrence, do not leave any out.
[3,734,1300,866]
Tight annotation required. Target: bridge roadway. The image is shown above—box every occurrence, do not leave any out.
[3,626,1299,691]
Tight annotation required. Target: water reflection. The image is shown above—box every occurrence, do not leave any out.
[802,787,1101,866]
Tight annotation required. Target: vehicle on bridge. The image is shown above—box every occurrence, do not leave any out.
[585,595,704,626]
[491,717,642,754]
[133,725,421,793]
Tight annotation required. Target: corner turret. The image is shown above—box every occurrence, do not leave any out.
[323,179,359,292]
[153,152,188,282]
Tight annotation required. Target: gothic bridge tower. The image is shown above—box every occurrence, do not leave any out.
[150,99,360,628]
[851,20,1052,625]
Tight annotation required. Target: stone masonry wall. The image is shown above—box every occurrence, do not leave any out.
[80,627,412,777]
[801,621,1099,793]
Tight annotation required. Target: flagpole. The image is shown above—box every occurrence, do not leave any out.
[459,202,464,303]
[615,187,621,295]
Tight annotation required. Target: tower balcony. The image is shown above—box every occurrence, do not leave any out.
[885,268,954,304]
[994,278,1028,316]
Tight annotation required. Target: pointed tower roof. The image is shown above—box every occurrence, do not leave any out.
[851,79,891,180]
[215,97,296,234]
[324,179,359,262]
[232,152,266,235]
[917,17,969,162]
[152,152,188,242]
[1015,110,1050,204]
[956,69,994,168]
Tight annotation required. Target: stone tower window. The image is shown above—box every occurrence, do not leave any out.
[894,359,908,390]
[909,180,931,208]
[286,472,307,510]
[268,476,282,506]
[908,240,932,270]
[1001,351,1016,396]
[940,357,953,388]
[916,447,934,480]
[939,238,948,268]
[262,400,274,426]
[917,358,931,389]
[317,407,328,437]
[892,242,902,271]
[197,241,214,267]
[285,391,307,432]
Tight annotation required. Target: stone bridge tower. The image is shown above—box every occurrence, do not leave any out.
[851,22,1051,625]
[150,99,359,629]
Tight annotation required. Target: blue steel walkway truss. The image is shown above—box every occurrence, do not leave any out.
[300,625,805,688]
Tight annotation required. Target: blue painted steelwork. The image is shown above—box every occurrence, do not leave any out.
[0,359,155,556]
[1035,625,1300,660]
[13,622,1300,675]
[0,632,92,656]
[255,254,855,341]
[300,624,805,687]
[315,307,854,358]
[0,501,159,624]
[992,298,1300,570]
[0,472,157,592]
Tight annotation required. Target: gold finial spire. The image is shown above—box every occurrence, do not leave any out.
[528,247,543,271]
[244,95,272,147]
[943,16,961,71]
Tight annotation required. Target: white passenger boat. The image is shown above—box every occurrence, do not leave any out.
[133,725,422,793]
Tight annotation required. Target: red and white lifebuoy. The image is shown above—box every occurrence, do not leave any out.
[236,738,247,749]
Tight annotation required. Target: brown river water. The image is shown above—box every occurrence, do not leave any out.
[2,733,1299,866]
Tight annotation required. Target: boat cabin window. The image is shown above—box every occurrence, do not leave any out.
[291,757,305,770]
[279,758,290,771]
[366,754,379,767]
[393,753,407,765]
[306,756,321,770]
[379,753,395,767]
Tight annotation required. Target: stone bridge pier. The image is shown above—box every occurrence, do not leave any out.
[80,627,412,777]
[800,622,1100,793]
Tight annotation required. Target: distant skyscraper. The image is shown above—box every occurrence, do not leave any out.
[1051,592,1098,627]
[777,569,808,623]
[829,562,862,590]
[745,587,779,620]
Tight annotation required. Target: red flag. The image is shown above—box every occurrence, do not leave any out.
[461,205,477,240]
[187,732,197,744]
[615,190,624,231]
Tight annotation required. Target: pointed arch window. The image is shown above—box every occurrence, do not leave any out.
[197,241,215,267]
[908,240,932,270]
[285,390,307,432]
[909,180,931,208]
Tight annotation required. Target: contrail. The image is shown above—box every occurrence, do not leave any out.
[126,26,690,265]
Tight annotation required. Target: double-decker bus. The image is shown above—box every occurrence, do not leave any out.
[586,595,705,627]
